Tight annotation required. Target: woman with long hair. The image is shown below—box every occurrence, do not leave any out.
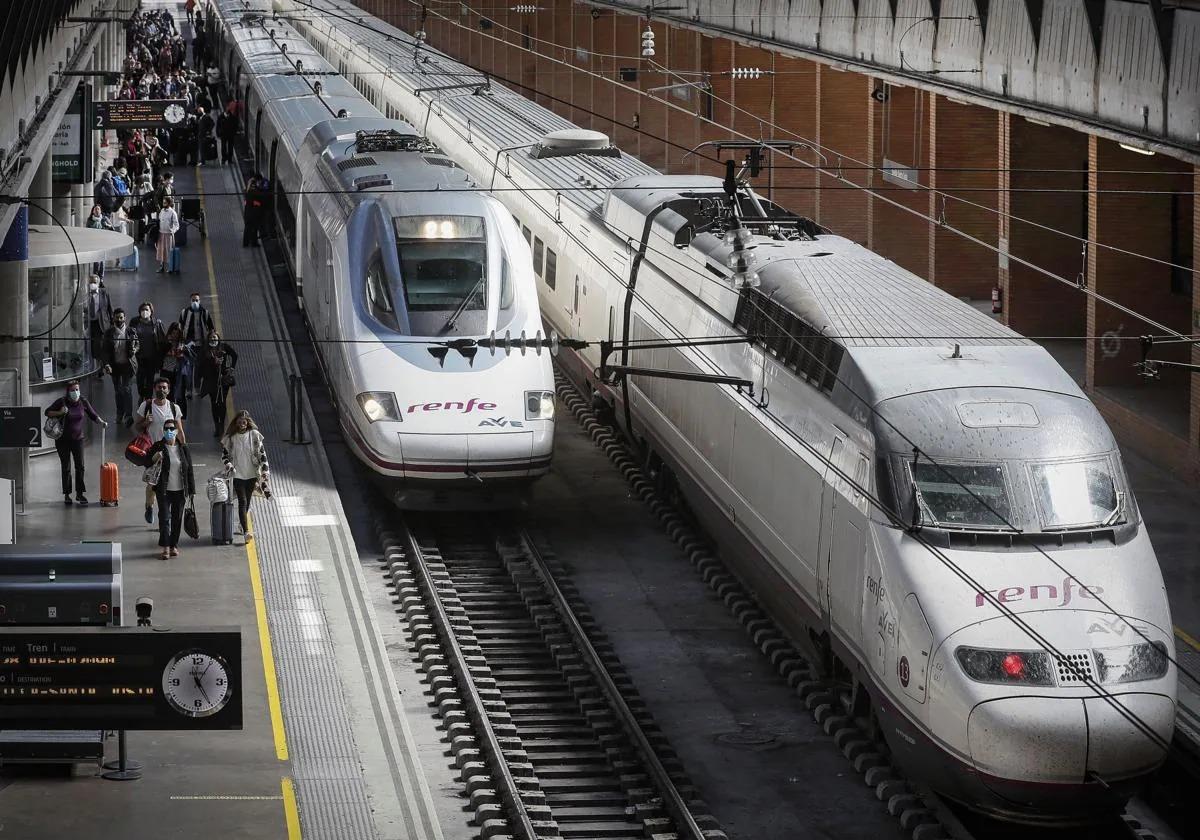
[156,194,179,274]
[220,410,270,543]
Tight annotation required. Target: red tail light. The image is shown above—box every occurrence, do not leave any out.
[1002,653,1025,678]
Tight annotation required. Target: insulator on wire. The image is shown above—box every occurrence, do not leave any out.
[641,27,655,58]
[511,4,539,12]
[731,67,763,80]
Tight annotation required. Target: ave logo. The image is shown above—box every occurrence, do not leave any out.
[478,417,524,428]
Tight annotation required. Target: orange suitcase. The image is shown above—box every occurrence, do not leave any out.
[100,428,119,507]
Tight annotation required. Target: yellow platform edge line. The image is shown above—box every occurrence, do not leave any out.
[1175,625,1200,654]
[282,776,303,840]
[197,178,290,763]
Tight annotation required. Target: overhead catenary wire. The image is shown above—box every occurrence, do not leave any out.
[397,0,1197,276]
[391,0,1200,328]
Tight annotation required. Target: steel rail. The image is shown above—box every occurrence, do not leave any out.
[399,519,541,840]
[516,528,710,840]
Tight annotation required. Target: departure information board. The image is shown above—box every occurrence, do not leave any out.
[0,628,241,730]
[92,99,188,129]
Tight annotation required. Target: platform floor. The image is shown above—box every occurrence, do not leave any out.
[0,10,447,831]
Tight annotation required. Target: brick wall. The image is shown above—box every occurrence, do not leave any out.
[871,83,928,274]
[770,55,819,220]
[1008,119,1088,336]
[930,97,998,300]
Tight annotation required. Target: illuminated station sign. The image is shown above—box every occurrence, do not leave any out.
[0,628,241,730]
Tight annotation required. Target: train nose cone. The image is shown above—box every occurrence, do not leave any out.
[968,697,1087,785]
[1083,692,1174,779]
[967,693,1173,815]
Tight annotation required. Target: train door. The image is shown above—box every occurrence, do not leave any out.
[818,435,866,634]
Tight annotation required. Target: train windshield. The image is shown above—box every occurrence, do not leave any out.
[1028,458,1120,530]
[393,215,488,335]
[909,462,1013,530]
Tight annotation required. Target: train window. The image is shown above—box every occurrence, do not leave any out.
[365,252,400,331]
[1028,458,1120,530]
[500,258,514,310]
[908,462,1012,531]
[545,249,557,291]
[393,215,488,335]
[522,225,532,245]
[532,236,544,277]
[732,288,843,394]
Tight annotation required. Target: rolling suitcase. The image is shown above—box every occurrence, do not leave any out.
[210,496,234,545]
[99,428,119,507]
[169,246,182,273]
[118,244,139,272]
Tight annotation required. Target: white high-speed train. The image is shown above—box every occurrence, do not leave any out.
[209,2,556,508]
[282,0,1177,823]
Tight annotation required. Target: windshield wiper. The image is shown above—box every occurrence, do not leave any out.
[440,276,485,334]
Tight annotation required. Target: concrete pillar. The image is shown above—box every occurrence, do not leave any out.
[52,182,74,231]
[29,150,54,226]
[0,207,31,504]
[72,181,91,228]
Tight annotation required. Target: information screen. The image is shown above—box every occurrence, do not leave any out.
[0,628,241,730]
[92,99,188,129]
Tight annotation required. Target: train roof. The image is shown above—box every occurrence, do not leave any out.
[305,119,475,195]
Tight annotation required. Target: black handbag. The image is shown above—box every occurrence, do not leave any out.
[183,496,199,540]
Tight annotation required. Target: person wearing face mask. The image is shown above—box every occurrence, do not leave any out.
[158,323,194,419]
[85,275,113,371]
[44,380,107,506]
[147,419,195,560]
[102,309,141,427]
[135,377,186,524]
[178,293,214,345]
[130,302,167,401]
[197,329,238,437]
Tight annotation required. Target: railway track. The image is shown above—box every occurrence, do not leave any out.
[378,515,725,840]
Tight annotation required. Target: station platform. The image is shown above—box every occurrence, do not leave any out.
[0,48,447,839]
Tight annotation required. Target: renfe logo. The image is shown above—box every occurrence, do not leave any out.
[974,576,1105,608]
[407,398,497,414]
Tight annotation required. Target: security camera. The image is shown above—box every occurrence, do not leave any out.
[135,596,154,627]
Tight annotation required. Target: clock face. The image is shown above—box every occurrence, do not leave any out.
[164,104,186,124]
[162,650,232,718]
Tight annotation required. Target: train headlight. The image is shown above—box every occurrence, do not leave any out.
[1094,642,1169,684]
[954,647,1054,685]
[357,391,401,423]
[525,390,555,421]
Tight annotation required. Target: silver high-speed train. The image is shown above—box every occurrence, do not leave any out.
[283,0,1177,823]
[209,2,556,508]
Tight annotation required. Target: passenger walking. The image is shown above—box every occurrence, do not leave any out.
[156,195,180,274]
[197,329,238,436]
[206,64,222,107]
[216,108,237,164]
[85,275,113,369]
[44,380,107,506]
[130,302,167,400]
[159,323,194,418]
[147,419,195,559]
[178,292,215,344]
[184,0,196,28]
[101,308,140,427]
[221,410,271,542]
[135,377,186,524]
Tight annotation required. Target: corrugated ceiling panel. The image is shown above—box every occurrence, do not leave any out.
[1035,0,1097,112]
[1167,10,1200,145]
[980,0,1037,100]
[1097,0,1166,133]
[818,0,857,57]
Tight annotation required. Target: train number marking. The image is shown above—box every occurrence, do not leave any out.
[898,656,910,688]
